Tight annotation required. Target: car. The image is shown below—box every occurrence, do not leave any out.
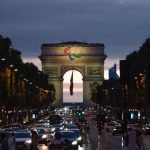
[59,131,79,150]
[65,123,78,130]
[66,128,83,146]
[49,114,63,125]
[51,124,64,132]
[15,130,32,150]
[142,124,150,134]
[105,122,117,132]
[127,124,142,132]
[30,127,48,145]
[63,117,73,124]
[112,125,123,135]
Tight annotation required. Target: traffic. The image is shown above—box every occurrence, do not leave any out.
[0,105,150,150]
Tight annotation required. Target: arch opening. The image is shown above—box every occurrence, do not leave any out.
[63,70,83,104]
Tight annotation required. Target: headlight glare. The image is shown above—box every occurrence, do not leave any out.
[72,140,77,145]
[42,134,47,139]
[51,128,55,132]
[77,136,82,141]
[25,139,32,144]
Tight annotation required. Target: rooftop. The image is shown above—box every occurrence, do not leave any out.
[41,41,104,48]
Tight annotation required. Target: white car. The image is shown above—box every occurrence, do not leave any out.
[15,130,32,150]
[105,121,120,132]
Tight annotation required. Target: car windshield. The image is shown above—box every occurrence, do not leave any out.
[54,125,62,128]
[37,129,45,134]
[68,129,80,136]
[15,132,31,138]
[61,132,76,139]
[66,124,78,129]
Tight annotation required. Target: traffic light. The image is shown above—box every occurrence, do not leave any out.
[76,111,84,116]
[131,112,134,120]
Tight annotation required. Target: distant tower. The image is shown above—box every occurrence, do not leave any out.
[109,64,119,80]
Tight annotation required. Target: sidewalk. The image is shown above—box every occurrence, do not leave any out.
[99,130,150,150]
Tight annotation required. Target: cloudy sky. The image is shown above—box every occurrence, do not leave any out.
[1,0,150,78]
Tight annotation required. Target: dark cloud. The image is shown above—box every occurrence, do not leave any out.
[0,0,150,62]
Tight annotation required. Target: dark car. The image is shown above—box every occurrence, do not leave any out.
[49,114,63,125]
[60,131,78,150]
[112,125,123,135]
[67,128,83,146]
[142,124,150,134]
[51,124,64,132]
[65,124,78,130]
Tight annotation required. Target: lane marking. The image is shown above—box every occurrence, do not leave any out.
[97,135,100,150]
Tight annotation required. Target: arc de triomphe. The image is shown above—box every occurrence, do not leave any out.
[39,41,107,106]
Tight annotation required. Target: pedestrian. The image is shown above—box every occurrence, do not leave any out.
[7,132,15,150]
[50,131,63,150]
[136,130,144,150]
[0,132,3,150]
[100,128,105,150]
[30,130,39,150]
[1,133,9,150]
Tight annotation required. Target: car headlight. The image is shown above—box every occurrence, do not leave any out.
[51,133,55,136]
[72,140,77,145]
[77,136,82,141]
[60,127,63,130]
[51,128,55,132]
[25,139,32,144]
[113,129,117,131]
[42,134,47,139]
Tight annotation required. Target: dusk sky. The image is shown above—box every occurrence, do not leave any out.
[1,0,150,78]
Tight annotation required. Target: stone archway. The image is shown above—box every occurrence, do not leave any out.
[39,41,107,106]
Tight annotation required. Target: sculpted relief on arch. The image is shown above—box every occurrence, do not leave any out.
[61,65,85,76]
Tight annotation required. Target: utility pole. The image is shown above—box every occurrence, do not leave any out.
[120,60,130,147]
